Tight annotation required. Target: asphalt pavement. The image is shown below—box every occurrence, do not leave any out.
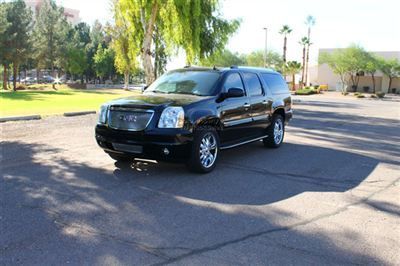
[1,93,399,265]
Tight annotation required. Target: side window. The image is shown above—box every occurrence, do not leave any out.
[223,73,244,92]
[242,72,263,96]
[261,73,289,95]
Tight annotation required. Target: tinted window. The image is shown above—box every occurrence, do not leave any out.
[223,73,244,92]
[243,72,263,96]
[145,70,221,96]
[261,73,289,94]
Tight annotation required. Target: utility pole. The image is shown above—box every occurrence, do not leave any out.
[263,27,268,68]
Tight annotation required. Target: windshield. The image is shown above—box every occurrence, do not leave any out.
[145,70,221,96]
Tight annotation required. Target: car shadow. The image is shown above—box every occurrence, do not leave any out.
[1,140,386,264]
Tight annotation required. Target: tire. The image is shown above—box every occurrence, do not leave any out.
[187,128,220,173]
[107,152,133,162]
[263,114,285,148]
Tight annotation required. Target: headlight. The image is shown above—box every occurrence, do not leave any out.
[158,107,184,128]
[98,105,108,124]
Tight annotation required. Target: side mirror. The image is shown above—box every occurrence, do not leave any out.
[226,87,245,98]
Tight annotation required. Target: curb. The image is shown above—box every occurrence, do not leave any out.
[63,111,97,117]
[0,115,41,123]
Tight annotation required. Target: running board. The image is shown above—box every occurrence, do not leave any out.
[220,135,268,150]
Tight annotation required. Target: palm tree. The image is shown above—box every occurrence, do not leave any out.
[279,25,292,63]
[284,61,302,91]
[299,37,310,88]
[304,15,316,86]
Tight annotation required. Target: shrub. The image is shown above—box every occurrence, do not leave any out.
[15,83,28,90]
[356,94,365,98]
[375,92,385,98]
[295,88,318,95]
[370,94,377,98]
[354,92,361,96]
[342,92,349,96]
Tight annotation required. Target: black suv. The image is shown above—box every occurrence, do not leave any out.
[95,66,293,173]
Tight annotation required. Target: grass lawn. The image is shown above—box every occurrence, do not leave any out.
[0,86,137,117]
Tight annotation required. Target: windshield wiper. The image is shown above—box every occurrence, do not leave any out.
[174,91,204,96]
[152,90,170,94]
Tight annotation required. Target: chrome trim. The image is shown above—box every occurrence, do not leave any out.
[107,107,155,131]
[223,117,252,127]
[110,106,154,112]
[220,135,268,150]
[252,114,269,121]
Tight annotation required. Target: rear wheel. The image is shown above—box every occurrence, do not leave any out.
[263,114,285,148]
[187,128,219,173]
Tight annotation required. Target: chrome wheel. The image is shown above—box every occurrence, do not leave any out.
[199,133,218,168]
[273,119,284,145]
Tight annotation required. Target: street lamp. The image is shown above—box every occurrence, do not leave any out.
[263,27,268,68]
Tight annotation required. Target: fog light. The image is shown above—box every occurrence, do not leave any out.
[163,148,170,155]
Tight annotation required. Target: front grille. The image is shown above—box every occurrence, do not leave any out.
[108,107,154,131]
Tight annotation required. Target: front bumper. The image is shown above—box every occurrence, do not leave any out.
[95,125,193,162]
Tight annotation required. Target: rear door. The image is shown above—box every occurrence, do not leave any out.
[242,72,271,137]
[219,72,253,144]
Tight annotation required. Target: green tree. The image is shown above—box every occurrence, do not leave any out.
[304,15,316,85]
[3,0,33,91]
[110,1,138,89]
[364,53,380,93]
[201,49,244,67]
[379,58,400,92]
[117,0,240,84]
[319,50,348,92]
[65,23,92,83]
[279,25,292,63]
[343,45,369,90]
[299,37,310,88]
[65,46,88,81]
[33,0,70,82]
[86,20,106,82]
[93,44,115,83]
[0,2,11,90]
[284,61,302,90]
[243,50,283,71]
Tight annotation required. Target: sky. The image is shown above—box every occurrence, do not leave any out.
[58,0,400,67]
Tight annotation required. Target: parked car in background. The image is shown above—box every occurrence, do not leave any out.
[21,77,36,84]
[40,75,55,84]
[96,66,293,173]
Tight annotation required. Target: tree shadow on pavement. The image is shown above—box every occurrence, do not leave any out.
[0,139,386,265]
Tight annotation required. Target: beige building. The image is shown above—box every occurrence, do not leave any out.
[310,49,400,93]
[25,0,81,25]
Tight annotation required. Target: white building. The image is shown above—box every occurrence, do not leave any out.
[309,49,400,93]
[25,0,81,25]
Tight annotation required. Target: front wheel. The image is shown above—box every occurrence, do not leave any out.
[187,128,219,173]
[263,114,285,148]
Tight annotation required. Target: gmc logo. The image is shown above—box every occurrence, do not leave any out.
[119,114,137,122]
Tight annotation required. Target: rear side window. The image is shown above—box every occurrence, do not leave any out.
[242,72,263,96]
[223,73,244,91]
[261,73,288,94]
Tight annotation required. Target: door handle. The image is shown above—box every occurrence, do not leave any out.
[243,103,251,108]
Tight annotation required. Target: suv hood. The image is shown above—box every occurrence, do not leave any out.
[107,92,211,109]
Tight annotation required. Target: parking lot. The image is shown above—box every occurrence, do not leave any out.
[1,93,399,265]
